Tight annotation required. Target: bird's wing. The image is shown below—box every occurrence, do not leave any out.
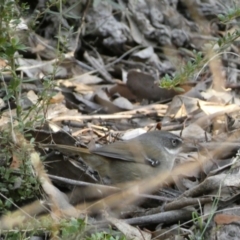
[90,140,145,163]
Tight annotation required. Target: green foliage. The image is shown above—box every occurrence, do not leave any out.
[1,227,49,240]
[217,29,240,50]
[0,1,28,60]
[0,129,40,213]
[59,218,127,240]
[0,217,127,240]
[1,231,26,240]
[86,232,127,240]
[0,1,41,213]
[60,218,86,239]
[218,7,240,22]
[159,6,240,91]
[0,0,28,119]
[160,50,204,91]
[191,211,204,235]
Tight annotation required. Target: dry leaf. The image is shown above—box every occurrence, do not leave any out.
[132,46,154,59]
[10,154,21,169]
[108,82,137,101]
[214,214,240,225]
[112,97,133,110]
[127,70,177,101]
[49,92,64,104]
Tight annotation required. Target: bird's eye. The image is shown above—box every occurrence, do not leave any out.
[172,139,178,146]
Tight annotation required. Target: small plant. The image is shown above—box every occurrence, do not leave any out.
[86,232,127,240]
[191,211,205,240]
[0,131,41,214]
[60,217,86,239]
[159,7,240,91]
[160,50,204,92]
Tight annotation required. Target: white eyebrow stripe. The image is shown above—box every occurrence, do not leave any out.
[163,146,181,155]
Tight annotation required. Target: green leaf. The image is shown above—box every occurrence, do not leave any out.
[173,87,185,93]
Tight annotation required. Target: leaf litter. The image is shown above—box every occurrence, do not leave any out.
[1,0,240,239]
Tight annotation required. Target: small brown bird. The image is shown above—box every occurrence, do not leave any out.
[44,130,183,210]
[87,130,183,185]
[46,130,182,186]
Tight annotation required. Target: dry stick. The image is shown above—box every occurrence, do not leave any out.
[84,51,113,83]
[180,173,240,199]
[49,103,167,121]
[128,197,212,218]
[73,165,182,215]
[50,114,143,122]
[48,174,174,202]
[95,209,193,228]
[125,209,193,226]
[163,197,212,211]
